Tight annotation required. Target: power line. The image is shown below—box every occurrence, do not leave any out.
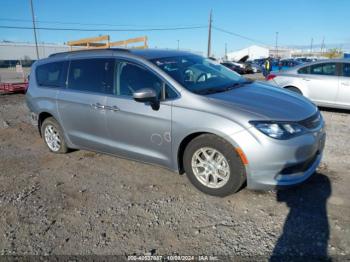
[212,26,271,46]
[0,18,204,28]
[0,25,207,32]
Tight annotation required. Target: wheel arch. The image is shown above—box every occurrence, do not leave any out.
[37,111,75,148]
[177,132,208,174]
[282,79,309,97]
[176,131,244,174]
[283,85,303,95]
[38,112,54,137]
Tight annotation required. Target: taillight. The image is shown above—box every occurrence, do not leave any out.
[266,74,276,81]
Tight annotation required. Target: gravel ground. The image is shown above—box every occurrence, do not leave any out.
[0,92,349,260]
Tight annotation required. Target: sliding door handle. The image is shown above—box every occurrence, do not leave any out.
[104,105,120,112]
[111,105,120,111]
[91,103,105,110]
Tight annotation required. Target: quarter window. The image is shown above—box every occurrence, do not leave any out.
[36,61,67,87]
[343,63,350,77]
[164,84,178,99]
[309,63,336,76]
[68,59,114,94]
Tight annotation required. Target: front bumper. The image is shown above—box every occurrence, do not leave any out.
[230,123,326,190]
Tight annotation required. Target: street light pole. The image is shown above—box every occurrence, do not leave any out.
[321,37,325,54]
[207,9,212,58]
[177,40,179,50]
[310,37,314,56]
[275,32,279,58]
[30,0,39,60]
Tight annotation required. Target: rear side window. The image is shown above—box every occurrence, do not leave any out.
[36,61,67,87]
[343,63,350,77]
[310,63,336,76]
[68,58,114,94]
[298,66,310,74]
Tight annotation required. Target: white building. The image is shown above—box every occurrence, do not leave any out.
[226,45,269,61]
[269,47,296,59]
[0,42,77,61]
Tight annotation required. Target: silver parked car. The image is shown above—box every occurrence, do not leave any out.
[267,59,350,110]
[26,49,326,196]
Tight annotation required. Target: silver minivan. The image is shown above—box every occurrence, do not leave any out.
[26,49,326,196]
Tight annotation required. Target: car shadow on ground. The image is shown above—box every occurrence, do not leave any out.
[319,106,350,114]
[270,173,331,261]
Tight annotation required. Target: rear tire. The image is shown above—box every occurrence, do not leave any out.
[41,117,68,154]
[183,134,246,197]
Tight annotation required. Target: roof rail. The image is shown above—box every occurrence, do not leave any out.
[48,48,130,58]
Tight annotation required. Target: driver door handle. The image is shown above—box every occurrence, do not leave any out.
[341,82,350,86]
[302,78,311,81]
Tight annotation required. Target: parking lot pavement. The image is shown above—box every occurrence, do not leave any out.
[0,94,349,258]
[244,73,265,81]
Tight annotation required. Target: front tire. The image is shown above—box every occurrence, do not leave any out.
[41,117,68,153]
[183,134,246,197]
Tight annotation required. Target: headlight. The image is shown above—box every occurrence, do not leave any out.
[249,121,306,139]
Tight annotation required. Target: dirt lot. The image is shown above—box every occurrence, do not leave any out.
[0,92,349,259]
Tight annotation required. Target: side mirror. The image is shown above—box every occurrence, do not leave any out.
[133,88,159,110]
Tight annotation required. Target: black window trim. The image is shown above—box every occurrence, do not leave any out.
[36,56,181,100]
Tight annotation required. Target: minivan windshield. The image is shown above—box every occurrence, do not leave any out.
[151,55,247,94]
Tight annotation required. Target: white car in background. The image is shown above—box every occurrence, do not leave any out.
[267,59,350,110]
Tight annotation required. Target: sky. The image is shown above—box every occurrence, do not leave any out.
[1,0,349,56]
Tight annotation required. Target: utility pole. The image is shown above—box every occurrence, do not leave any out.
[207,9,212,58]
[30,0,39,60]
[225,43,227,60]
[275,32,279,58]
[310,37,313,56]
[177,40,180,50]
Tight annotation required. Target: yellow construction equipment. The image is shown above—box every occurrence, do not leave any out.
[67,35,148,50]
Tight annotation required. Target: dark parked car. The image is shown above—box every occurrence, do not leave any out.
[221,61,245,74]
[245,61,262,73]
[236,55,254,74]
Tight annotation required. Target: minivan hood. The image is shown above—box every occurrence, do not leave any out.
[206,81,317,121]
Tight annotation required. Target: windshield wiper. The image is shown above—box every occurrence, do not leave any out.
[196,81,249,95]
[195,88,224,95]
